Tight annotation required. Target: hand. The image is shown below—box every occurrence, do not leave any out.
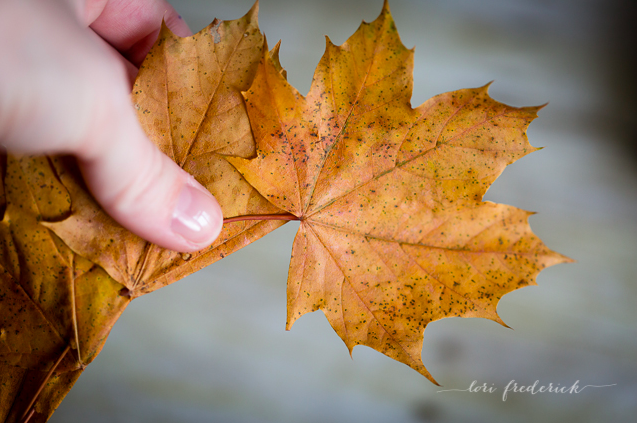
[0,0,223,252]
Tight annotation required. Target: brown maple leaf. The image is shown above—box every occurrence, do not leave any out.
[44,3,286,298]
[1,5,283,422]
[226,2,572,383]
[0,155,129,422]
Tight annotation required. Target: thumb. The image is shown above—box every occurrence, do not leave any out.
[77,100,223,252]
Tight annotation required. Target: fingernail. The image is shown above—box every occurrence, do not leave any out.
[171,182,222,245]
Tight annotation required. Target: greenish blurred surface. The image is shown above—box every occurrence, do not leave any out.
[50,1,637,422]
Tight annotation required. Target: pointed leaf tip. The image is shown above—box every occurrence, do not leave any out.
[269,40,288,79]
[247,0,260,22]
[382,0,391,14]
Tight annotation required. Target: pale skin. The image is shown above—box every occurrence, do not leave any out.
[0,0,223,252]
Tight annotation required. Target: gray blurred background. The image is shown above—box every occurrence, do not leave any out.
[51,0,637,422]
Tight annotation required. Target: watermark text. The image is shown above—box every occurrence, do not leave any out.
[437,380,616,401]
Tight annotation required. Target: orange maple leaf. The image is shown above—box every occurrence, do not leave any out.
[226,2,571,383]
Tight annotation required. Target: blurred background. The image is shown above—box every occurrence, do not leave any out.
[51,0,637,422]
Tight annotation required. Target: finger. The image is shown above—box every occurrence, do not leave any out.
[84,0,192,67]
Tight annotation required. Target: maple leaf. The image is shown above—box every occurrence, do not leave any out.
[1,5,283,421]
[226,2,571,383]
[44,3,286,298]
[0,155,129,422]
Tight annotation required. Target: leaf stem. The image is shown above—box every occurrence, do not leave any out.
[21,408,35,423]
[223,213,299,224]
[20,345,71,423]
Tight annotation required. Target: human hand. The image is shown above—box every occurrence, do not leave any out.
[0,0,223,252]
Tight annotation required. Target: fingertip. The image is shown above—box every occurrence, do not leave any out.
[82,155,224,252]
[170,177,224,251]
